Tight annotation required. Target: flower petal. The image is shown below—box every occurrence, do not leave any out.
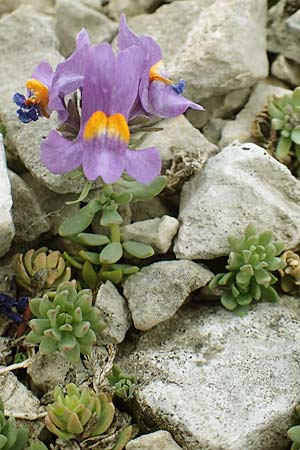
[41,131,83,174]
[81,43,116,123]
[82,138,125,183]
[31,61,54,88]
[125,146,162,184]
[141,80,204,118]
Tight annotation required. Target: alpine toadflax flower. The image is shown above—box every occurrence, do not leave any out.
[0,293,28,323]
[41,43,162,184]
[13,29,90,123]
[118,14,204,119]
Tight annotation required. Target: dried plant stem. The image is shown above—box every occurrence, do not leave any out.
[0,358,32,374]
[4,411,46,420]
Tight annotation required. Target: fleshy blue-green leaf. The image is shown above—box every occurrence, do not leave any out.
[82,261,98,290]
[99,242,123,265]
[117,176,167,201]
[77,233,110,246]
[100,207,123,226]
[79,251,101,265]
[291,126,300,145]
[123,241,154,259]
[275,137,292,161]
[59,199,102,237]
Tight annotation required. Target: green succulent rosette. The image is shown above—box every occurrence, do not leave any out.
[0,397,28,450]
[108,365,137,401]
[209,224,285,315]
[288,405,300,450]
[26,280,105,362]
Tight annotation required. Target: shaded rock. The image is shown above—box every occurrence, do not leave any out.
[175,143,300,260]
[55,0,117,57]
[0,0,55,16]
[21,173,79,234]
[128,0,268,102]
[271,54,300,87]
[220,80,290,147]
[0,135,14,257]
[0,6,92,194]
[267,0,300,63]
[102,0,162,20]
[95,281,131,345]
[123,260,213,330]
[118,297,300,450]
[202,118,227,146]
[121,216,179,254]
[9,170,51,244]
[130,198,170,222]
[27,352,88,394]
[126,430,183,450]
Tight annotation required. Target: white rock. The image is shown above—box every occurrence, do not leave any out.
[0,6,95,194]
[220,81,290,147]
[121,216,179,254]
[271,54,300,87]
[126,430,183,450]
[175,143,300,260]
[118,297,300,450]
[95,281,131,344]
[9,171,51,243]
[0,136,14,257]
[55,0,117,57]
[123,260,213,331]
[128,0,268,102]
[267,0,300,63]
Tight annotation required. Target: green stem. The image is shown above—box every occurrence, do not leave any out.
[110,223,120,242]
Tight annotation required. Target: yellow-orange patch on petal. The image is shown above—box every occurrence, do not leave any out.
[83,111,130,144]
[25,79,49,108]
[107,114,130,144]
[84,111,108,140]
[149,60,172,85]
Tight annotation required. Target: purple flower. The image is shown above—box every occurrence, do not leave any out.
[0,293,28,323]
[13,29,90,123]
[41,43,162,184]
[118,15,204,119]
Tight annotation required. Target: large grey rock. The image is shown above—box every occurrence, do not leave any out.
[130,198,170,222]
[0,6,93,194]
[123,260,213,330]
[220,81,290,147]
[268,1,300,63]
[126,430,183,450]
[271,54,300,87]
[0,0,55,15]
[95,281,131,345]
[0,136,14,257]
[102,0,162,20]
[128,0,268,102]
[55,0,117,57]
[175,143,300,260]
[118,297,300,450]
[9,170,51,243]
[121,215,179,254]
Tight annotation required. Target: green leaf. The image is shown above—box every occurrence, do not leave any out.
[275,136,292,161]
[100,242,123,265]
[268,98,284,118]
[123,241,154,259]
[258,231,273,246]
[291,126,300,145]
[9,429,29,450]
[236,292,252,306]
[59,199,102,237]
[63,252,84,269]
[292,87,300,108]
[271,118,285,130]
[39,336,58,354]
[250,279,261,300]
[288,425,300,445]
[100,207,123,226]
[101,269,123,284]
[79,251,101,265]
[82,261,98,290]
[77,233,110,246]
[112,425,133,450]
[65,181,93,205]
[117,176,167,201]
[254,269,272,286]
[221,291,237,311]
[244,224,257,238]
[208,273,224,289]
[218,272,234,286]
[111,263,139,275]
[261,286,279,303]
[112,191,133,205]
[1,417,17,450]
[233,305,249,317]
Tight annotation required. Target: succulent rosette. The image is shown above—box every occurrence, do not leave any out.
[41,42,162,184]
[13,29,90,123]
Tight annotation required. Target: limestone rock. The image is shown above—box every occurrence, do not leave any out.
[121,216,179,254]
[130,198,170,222]
[123,260,213,330]
[95,281,131,345]
[27,352,88,394]
[0,0,55,16]
[102,0,162,20]
[126,430,183,450]
[0,136,14,257]
[55,0,117,57]
[271,54,300,87]
[128,0,268,102]
[9,171,51,243]
[220,81,290,147]
[267,0,300,63]
[118,297,300,450]
[0,6,92,194]
[175,143,300,260]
